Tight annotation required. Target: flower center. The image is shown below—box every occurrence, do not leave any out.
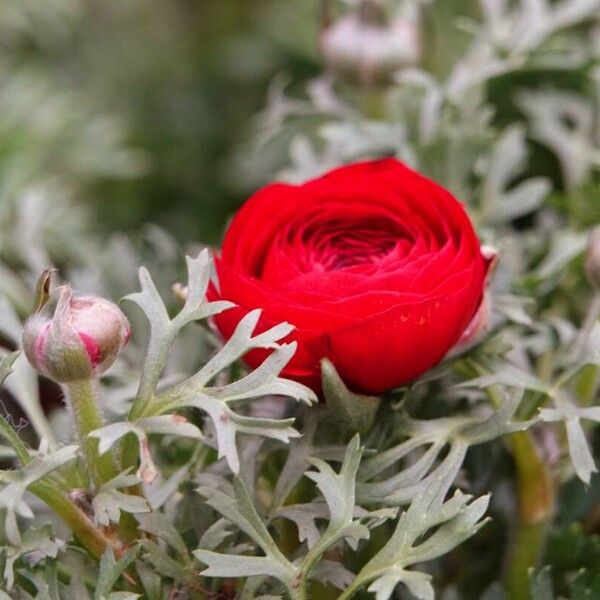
[288,215,410,273]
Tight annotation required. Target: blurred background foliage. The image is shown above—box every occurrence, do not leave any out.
[0,0,322,243]
[0,0,500,243]
[4,0,596,242]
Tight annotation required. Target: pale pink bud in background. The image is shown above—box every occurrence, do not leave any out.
[320,0,420,86]
[23,286,130,383]
[584,225,600,289]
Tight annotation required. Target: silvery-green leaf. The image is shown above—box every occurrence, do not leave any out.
[146,463,190,510]
[94,547,138,600]
[494,294,533,326]
[90,415,202,483]
[238,575,269,600]
[564,417,597,484]
[197,519,233,551]
[206,343,314,405]
[267,417,318,517]
[483,125,528,198]
[358,391,531,507]
[123,251,234,414]
[493,178,551,222]
[0,445,77,544]
[12,559,61,600]
[126,253,315,474]
[275,503,324,549]
[457,363,551,395]
[461,388,535,443]
[194,551,293,580]
[368,568,433,600]
[0,351,19,387]
[136,512,187,558]
[348,462,490,599]
[198,478,290,564]
[92,471,150,526]
[178,393,302,474]
[357,440,469,507]
[310,560,355,590]
[140,541,186,580]
[2,526,62,590]
[172,253,234,328]
[518,91,594,189]
[533,230,588,280]
[188,309,295,388]
[301,434,369,555]
[481,125,550,223]
[134,560,162,600]
[540,397,600,483]
[195,478,297,588]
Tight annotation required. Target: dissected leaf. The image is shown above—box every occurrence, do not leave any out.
[92,471,150,526]
[94,547,138,600]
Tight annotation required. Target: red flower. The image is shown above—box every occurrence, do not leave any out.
[211,159,490,395]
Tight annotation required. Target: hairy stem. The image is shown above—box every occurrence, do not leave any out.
[30,479,118,558]
[65,379,117,488]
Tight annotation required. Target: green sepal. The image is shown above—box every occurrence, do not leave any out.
[321,358,381,434]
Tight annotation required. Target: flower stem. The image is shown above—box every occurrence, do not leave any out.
[504,431,554,600]
[65,379,117,489]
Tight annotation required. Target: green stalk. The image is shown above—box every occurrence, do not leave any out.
[30,479,117,559]
[65,380,143,542]
[65,379,117,488]
[461,362,555,600]
[504,431,554,600]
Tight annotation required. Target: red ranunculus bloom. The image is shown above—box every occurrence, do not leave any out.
[211,159,491,395]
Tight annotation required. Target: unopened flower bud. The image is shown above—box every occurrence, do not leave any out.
[23,279,130,383]
[585,226,600,289]
[320,0,420,86]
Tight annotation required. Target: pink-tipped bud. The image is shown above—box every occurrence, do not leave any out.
[585,226,600,289]
[320,0,420,86]
[23,279,130,383]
